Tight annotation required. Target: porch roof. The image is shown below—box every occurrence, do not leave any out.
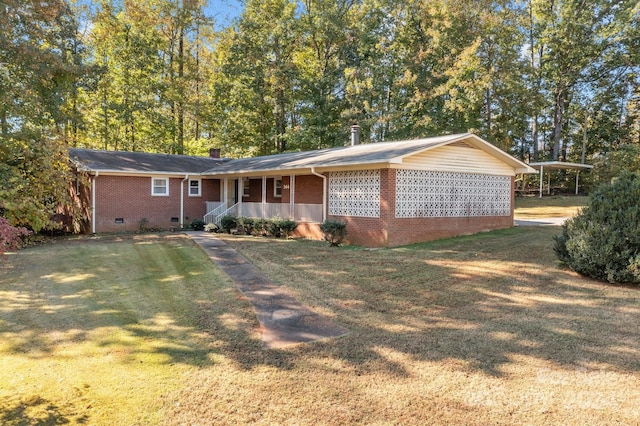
[202,133,535,177]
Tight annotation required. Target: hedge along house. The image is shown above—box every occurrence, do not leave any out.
[199,133,536,247]
[69,148,228,233]
[70,133,535,246]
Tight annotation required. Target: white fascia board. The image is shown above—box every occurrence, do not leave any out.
[202,162,396,178]
[83,169,199,178]
[528,161,594,170]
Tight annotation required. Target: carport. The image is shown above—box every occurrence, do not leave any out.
[528,161,594,198]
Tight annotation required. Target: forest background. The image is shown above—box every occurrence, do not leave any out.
[1,0,639,231]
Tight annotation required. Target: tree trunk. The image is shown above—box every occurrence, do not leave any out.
[177,26,185,155]
[551,86,566,161]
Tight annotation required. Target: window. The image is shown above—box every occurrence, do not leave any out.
[152,177,169,196]
[274,178,283,198]
[243,178,250,197]
[189,179,201,197]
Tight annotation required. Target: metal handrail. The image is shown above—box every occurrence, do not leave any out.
[213,203,239,225]
[203,203,230,224]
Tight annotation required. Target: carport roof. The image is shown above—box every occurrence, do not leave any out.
[528,161,593,170]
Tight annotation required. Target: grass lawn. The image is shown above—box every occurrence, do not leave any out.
[514,195,589,219]
[3,223,640,424]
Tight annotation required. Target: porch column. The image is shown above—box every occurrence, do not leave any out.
[290,175,295,219]
[223,178,228,206]
[237,177,243,216]
[262,175,267,218]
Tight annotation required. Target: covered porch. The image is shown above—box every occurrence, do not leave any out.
[203,174,325,226]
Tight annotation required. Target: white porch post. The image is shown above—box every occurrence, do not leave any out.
[237,177,243,216]
[575,171,580,195]
[290,175,295,219]
[262,175,267,218]
[223,178,228,207]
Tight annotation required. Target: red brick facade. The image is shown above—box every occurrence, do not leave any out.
[292,175,324,204]
[93,175,221,232]
[89,169,514,247]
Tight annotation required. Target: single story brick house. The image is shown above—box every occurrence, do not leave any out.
[70,133,535,246]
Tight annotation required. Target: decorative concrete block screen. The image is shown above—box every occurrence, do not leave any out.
[329,170,380,217]
[395,170,511,218]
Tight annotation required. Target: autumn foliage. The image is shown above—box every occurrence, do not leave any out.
[0,217,30,257]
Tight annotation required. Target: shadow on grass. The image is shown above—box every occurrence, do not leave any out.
[0,234,269,369]
[4,230,640,382]
[219,228,640,378]
[0,395,89,425]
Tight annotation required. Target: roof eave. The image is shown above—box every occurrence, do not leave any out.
[77,169,199,177]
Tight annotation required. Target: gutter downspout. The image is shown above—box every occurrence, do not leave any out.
[181,175,189,229]
[310,167,327,223]
[92,171,98,234]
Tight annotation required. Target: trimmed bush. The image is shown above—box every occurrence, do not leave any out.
[320,219,347,247]
[237,217,255,235]
[277,219,298,239]
[219,215,238,233]
[253,219,270,236]
[554,171,640,284]
[204,223,218,233]
[189,219,206,231]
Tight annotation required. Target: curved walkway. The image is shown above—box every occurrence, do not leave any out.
[186,232,348,349]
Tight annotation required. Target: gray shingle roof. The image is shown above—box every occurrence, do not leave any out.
[69,133,535,176]
[202,133,475,175]
[70,148,228,174]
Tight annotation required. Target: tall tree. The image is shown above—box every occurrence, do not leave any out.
[0,0,86,231]
[531,0,638,161]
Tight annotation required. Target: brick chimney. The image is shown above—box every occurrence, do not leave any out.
[209,148,221,158]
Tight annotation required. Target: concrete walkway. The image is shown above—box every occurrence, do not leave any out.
[186,232,348,349]
[514,217,570,227]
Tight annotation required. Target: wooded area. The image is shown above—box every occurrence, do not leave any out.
[1,0,639,230]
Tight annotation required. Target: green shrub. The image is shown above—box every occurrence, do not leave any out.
[252,219,270,236]
[267,219,281,238]
[237,217,255,235]
[320,219,347,247]
[554,171,640,284]
[189,219,206,231]
[220,215,238,233]
[278,219,298,238]
[204,223,218,233]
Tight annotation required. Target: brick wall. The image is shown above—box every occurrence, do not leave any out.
[93,175,220,232]
[293,175,323,204]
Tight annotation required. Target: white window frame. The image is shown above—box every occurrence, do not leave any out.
[188,179,201,197]
[274,177,283,198]
[243,178,250,197]
[151,177,169,196]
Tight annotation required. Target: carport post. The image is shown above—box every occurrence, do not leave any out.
[539,165,543,198]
